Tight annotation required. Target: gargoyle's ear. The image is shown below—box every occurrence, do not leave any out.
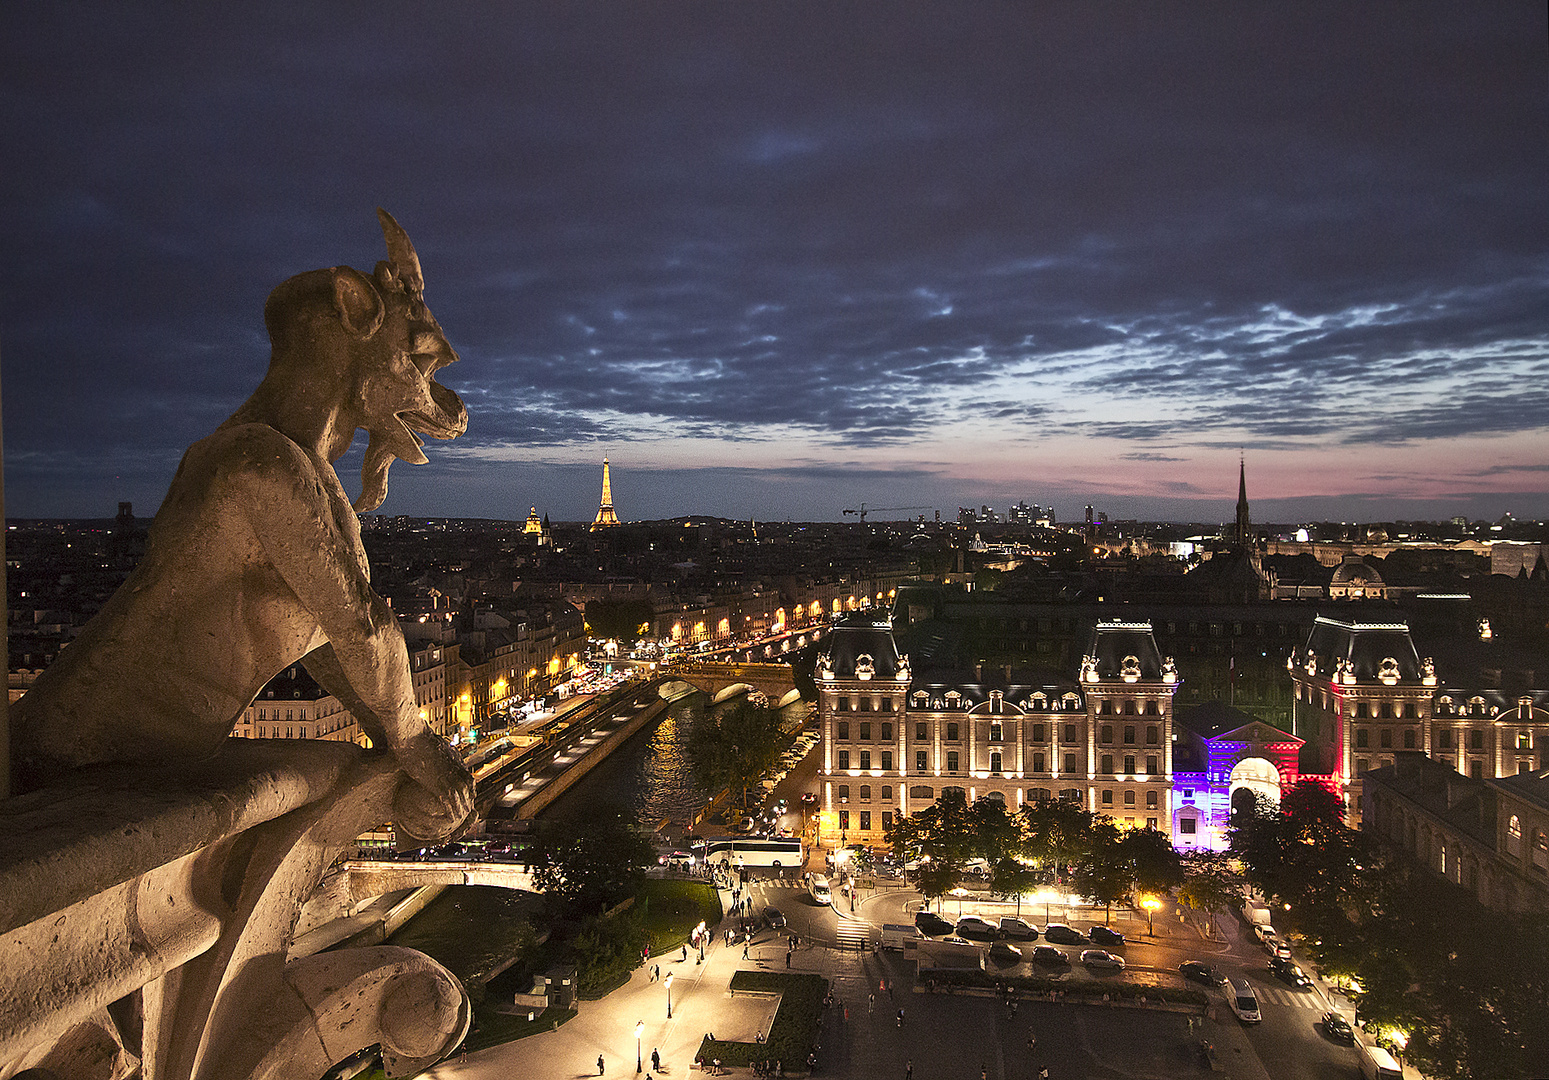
[331,266,384,339]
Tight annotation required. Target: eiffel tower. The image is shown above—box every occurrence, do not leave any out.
[590,456,621,530]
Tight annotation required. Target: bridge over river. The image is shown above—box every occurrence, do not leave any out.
[663,660,802,706]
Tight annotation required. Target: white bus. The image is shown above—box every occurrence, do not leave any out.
[695,836,804,871]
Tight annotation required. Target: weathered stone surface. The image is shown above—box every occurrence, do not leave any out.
[9,210,472,844]
[0,212,480,1078]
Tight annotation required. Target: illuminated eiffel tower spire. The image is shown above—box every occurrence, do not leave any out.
[590,456,621,530]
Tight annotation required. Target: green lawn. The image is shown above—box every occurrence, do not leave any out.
[465,1005,578,1054]
[638,878,723,953]
[695,971,828,1068]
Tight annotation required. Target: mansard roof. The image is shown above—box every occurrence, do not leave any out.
[821,615,903,680]
[1088,619,1165,679]
[1174,701,1298,745]
[1302,614,1422,682]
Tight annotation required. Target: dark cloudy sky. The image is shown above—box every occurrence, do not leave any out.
[4,4,1547,525]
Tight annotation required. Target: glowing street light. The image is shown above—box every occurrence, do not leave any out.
[665,972,674,1018]
[1141,894,1162,937]
[1035,888,1059,926]
[950,886,969,920]
[636,1020,644,1073]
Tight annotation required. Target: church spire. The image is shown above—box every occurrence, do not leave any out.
[1235,456,1251,549]
[590,456,621,530]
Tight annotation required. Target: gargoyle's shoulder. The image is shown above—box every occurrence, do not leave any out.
[180,424,326,487]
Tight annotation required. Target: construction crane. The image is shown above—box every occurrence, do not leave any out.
[842,504,933,524]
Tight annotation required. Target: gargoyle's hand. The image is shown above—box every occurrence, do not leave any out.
[392,730,475,844]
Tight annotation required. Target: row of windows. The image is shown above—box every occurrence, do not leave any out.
[1356,727,1542,754]
[836,783,892,801]
[832,698,895,712]
[834,748,1161,776]
[1353,701,1420,719]
[834,720,1163,745]
[836,809,891,832]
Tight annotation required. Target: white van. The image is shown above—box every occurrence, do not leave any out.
[1358,1041,1402,1080]
[1226,977,1261,1023]
[808,874,832,905]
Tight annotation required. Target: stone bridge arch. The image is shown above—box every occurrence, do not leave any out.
[666,662,802,707]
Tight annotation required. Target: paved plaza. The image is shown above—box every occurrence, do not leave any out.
[418,881,1282,1080]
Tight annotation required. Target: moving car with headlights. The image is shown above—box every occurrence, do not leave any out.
[808,874,832,905]
[1321,1010,1355,1044]
[764,906,787,929]
[1269,955,1314,989]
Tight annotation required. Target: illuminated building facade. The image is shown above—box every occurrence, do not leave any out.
[814,617,1179,850]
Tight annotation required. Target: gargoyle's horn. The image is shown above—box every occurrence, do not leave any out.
[377,208,424,296]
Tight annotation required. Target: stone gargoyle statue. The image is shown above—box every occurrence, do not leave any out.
[10,209,473,844]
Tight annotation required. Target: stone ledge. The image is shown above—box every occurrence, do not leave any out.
[0,740,365,938]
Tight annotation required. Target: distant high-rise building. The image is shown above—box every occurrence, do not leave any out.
[590,457,621,530]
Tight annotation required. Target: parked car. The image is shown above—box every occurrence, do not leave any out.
[998,917,1038,940]
[914,911,954,936]
[1079,948,1125,971]
[1088,925,1125,946]
[1262,934,1293,960]
[1268,956,1313,989]
[764,907,787,929]
[988,941,1023,964]
[1030,945,1071,966]
[1179,960,1225,986]
[1043,923,1086,945]
[1320,1010,1355,1044]
[955,917,999,941]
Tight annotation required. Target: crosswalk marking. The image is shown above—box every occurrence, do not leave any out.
[1253,984,1321,1010]
[835,915,871,949]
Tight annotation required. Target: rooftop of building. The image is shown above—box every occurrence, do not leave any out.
[1363,751,1498,847]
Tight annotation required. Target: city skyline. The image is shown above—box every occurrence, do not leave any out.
[3,5,1547,523]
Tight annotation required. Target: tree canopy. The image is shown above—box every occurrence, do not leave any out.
[531,806,654,917]
[685,700,785,810]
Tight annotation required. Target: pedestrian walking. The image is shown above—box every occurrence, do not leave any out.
[905,1060,913,1079]
[682,945,688,962]
[980,1065,987,1080]
[652,1048,661,1072]
[1038,1068,1049,1080]
[786,950,792,968]
[896,1008,904,1028]
[598,1054,605,1075]
[743,941,750,959]
[868,992,875,1014]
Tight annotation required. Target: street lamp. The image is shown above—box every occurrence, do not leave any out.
[1035,888,1058,926]
[665,972,674,1018]
[1141,895,1162,937]
[636,1021,644,1073]
[950,886,968,920]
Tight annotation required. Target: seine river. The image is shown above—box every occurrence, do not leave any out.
[386,690,806,981]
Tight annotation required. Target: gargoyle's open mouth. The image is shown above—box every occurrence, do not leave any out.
[354,381,468,513]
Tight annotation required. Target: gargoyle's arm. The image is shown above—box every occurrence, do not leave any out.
[230,429,472,837]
